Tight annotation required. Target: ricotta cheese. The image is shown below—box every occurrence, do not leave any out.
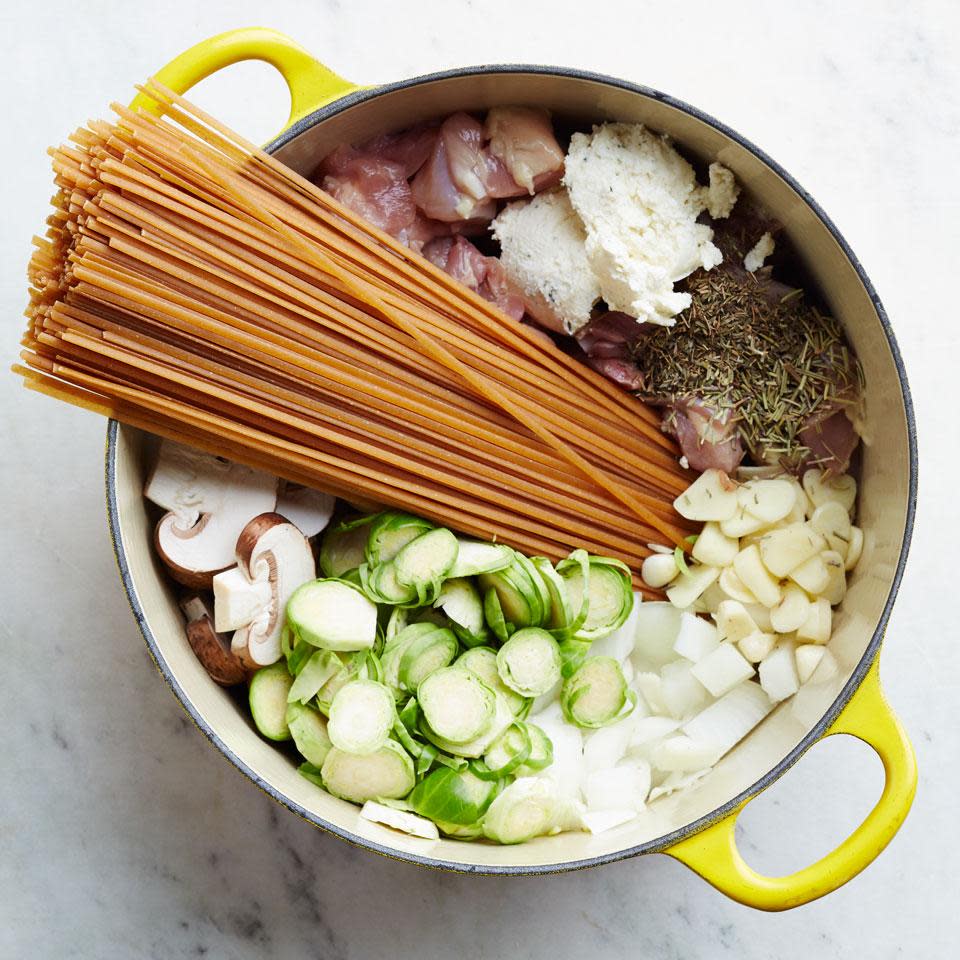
[705,162,739,219]
[492,188,601,333]
[563,123,725,326]
[744,232,776,272]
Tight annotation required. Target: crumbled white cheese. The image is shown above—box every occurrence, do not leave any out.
[563,123,724,326]
[744,232,776,272]
[492,188,601,333]
[705,163,739,219]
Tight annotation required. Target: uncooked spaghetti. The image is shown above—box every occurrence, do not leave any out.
[16,81,696,580]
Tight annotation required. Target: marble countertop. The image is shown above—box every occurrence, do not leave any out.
[2,1,958,956]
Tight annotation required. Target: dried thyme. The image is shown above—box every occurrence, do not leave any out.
[634,269,863,468]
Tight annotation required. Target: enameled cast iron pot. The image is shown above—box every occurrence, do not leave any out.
[106,27,918,910]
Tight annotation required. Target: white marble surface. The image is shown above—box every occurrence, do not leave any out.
[2,0,958,956]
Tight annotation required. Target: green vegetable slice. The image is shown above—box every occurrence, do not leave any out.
[482,778,565,844]
[479,553,544,630]
[286,701,333,767]
[558,552,633,641]
[435,577,487,646]
[327,680,396,755]
[561,656,635,729]
[287,579,379,651]
[360,560,419,606]
[477,721,532,779]
[287,649,342,704]
[381,623,446,697]
[482,587,510,643]
[398,627,459,693]
[393,527,459,602]
[531,557,576,634]
[448,540,513,578]
[315,650,382,716]
[420,692,514,759]
[320,740,415,803]
[513,722,554,776]
[408,766,500,826]
[496,628,562,698]
[319,520,371,578]
[418,668,495,745]
[456,646,530,717]
[248,661,294,741]
[365,512,435,567]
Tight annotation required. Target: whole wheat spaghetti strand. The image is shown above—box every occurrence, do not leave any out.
[184,145,686,541]
[17,91,700,576]
[53,324,676,545]
[117,92,672,452]
[136,84,674,441]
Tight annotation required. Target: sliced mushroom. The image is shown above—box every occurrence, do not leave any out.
[179,594,249,686]
[213,513,316,666]
[276,481,335,538]
[145,440,278,588]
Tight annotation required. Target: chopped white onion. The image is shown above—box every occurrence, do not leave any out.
[690,642,755,697]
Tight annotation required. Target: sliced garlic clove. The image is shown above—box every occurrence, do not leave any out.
[802,469,857,515]
[673,469,739,522]
[738,478,797,525]
[691,521,740,568]
[718,566,758,605]
[738,630,777,664]
[665,564,721,610]
[720,504,767,538]
[821,550,847,605]
[810,501,853,557]
[796,596,832,644]
[789,553,830,595]
[759,523,826,578]
[770,582,811,634]
[732,544,782,608]
[714,599,758,645]
[845,526,864,571]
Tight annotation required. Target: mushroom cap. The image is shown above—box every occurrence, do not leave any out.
[180,594,250,685]
[231,513,316,666]
[276,482,335,538]
[149,446,278,587]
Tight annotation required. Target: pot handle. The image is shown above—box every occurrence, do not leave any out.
[129,27,364,136]
[665,655,916,911]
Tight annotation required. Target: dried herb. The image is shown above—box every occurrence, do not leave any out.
[634,268,864,468]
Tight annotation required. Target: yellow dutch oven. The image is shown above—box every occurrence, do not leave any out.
[108,27,918,910]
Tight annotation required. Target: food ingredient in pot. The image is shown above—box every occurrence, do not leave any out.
[228,498,842,844]
[491,189,600,333]
[562,123,735,325]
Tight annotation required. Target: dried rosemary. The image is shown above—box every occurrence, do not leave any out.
[634,268,864,468]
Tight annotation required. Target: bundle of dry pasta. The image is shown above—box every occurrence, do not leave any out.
[15,81,696,577]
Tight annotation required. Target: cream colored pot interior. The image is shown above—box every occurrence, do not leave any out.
[110,72,912,870]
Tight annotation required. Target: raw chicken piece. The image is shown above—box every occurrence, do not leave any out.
[575,312,646,390]
[441,112,524,200]
[662,401,745,474]
[318,147,417,237]
[800,407,859,475]
[358,123,438,178]
[423,236,525,320]
[411,130,498,223]
[484,106,564,194]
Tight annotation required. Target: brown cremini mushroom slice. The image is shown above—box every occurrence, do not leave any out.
[275,481,336,538]
[145,440,278,589]
[213,513,317,666]
[179,595,250,686]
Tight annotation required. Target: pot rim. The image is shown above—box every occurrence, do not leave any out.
[104,62,918,875]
